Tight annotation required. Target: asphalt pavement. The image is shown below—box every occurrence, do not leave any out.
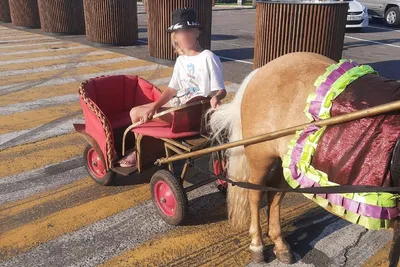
[1,4,399,267]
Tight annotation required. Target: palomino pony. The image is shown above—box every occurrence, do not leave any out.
[209,52,400,264]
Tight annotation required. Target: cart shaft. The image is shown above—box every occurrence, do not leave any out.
[155,100,400,165]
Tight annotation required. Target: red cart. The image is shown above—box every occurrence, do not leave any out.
[74,75,227,225]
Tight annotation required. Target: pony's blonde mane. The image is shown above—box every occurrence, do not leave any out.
[208,68,259,228]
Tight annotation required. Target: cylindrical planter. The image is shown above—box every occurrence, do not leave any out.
[38,0,85,35]
[9,0,41,28]
[254,0,348,69]
[0,0,11,22]
[83,0,138,46]
[147,0,213,60]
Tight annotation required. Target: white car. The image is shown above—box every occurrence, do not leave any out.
[346,0,369,28]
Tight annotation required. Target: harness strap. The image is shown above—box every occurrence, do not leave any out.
[191,161,400,194]
[217,175,400,194]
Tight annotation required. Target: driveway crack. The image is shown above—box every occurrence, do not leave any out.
[340,228,368,267]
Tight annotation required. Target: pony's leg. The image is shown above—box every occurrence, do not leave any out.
[267,163,294,264]
[248,158,274,262]
[267,192,294,264]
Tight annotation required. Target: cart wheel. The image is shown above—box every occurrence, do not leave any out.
[150,170,188,225]
[209,156,228,194]
[84,144,115,186]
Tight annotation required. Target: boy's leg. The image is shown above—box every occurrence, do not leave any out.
[129,103,173,124]
[120,103,173,167]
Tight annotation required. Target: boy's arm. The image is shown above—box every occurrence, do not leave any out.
[210,88,227,101]
[151,87,177,110]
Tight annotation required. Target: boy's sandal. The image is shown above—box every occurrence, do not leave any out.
[119,152,137,168]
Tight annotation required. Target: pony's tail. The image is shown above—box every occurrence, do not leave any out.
[208,69,259,229]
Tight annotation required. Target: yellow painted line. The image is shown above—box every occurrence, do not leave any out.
[0,46,97,62]
[0,102,81,134]
[0,133,86,178]
[126,67,173,84]
[0,52,121,71]
[0,183,151,260]
[0,41,83,53]
[0,26,15,31]
[101,201,315,267]
[362,240,392,267]
[0,82,81,106]
[0,67,173,106]
[0,59,154,86]
[157,85,168,91]
[0,177,93,219]
[0,33,45,40]
[0,31,38,37]
[224,92,236,103]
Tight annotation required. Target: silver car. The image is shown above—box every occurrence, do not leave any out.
[360,0,400,25]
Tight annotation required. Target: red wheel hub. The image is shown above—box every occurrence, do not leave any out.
[154,181,177,217]
[214,160,228,188]
[87,148,106,179]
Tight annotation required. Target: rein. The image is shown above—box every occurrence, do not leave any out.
[190,161,400,194]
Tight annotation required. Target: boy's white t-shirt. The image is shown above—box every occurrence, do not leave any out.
[168,50,225,106]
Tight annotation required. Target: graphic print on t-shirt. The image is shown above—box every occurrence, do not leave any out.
[184,63,200,100]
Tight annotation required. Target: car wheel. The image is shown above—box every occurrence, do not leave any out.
[385,7,400,26]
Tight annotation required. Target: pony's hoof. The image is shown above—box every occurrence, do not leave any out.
[274,250,295,264]
[251,250,265,263]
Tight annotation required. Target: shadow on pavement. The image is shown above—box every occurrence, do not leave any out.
[347,26,393,33]
[368,60,400,80]
[215,47,254,61]
[186,191,227,225]
[344,38,400,50]
[264,207,348,265]
[212,34,239,41]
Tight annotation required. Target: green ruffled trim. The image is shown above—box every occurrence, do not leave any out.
[304,60,378,120]
[304,59,349,120]
[317,65,377,120]
[283,60,399,230]
[309,195,393,230]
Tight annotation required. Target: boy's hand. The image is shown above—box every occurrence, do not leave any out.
[210,95,221,109]
[141,106,156,123]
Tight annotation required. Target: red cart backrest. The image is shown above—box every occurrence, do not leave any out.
[82,75,161,117]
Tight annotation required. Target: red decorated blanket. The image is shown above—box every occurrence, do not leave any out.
[312,74,400,187]
[283,60,400,230]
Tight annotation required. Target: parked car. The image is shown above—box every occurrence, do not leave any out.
[346,0,369,29]
[360,0,400,26]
